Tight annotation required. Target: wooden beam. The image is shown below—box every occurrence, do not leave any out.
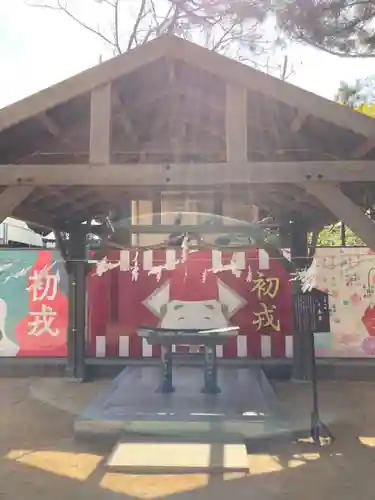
[4,160,375,185]
[351,137,375,159]
[304,182,375,250]
[122,223,279,234]
[226,83,247,162]
[90,84,112,164]
[0,186,34,220]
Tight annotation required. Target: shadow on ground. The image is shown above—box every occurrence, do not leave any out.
[1,377,375,500]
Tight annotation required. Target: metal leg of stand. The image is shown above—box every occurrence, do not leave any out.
[202,345,220,394]
[157,344,174,393]
[309,330,334,445]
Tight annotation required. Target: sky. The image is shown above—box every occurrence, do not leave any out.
[0,0,373,108]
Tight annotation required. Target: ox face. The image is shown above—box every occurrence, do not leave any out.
[159,299,229,330]
[0,298,19,357]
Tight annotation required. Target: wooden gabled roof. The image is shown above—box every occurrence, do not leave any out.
[1,35,375,230]
[2,34,375,141]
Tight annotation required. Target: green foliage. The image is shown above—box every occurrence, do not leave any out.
[274,0,375,57]
[312,223,364,247]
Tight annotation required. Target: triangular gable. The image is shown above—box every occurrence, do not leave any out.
[1,35,375,140]
[0,35,171,133]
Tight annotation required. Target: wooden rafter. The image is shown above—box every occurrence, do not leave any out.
[351,137,375,159]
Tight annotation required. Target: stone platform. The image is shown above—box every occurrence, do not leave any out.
[75,365,290,442]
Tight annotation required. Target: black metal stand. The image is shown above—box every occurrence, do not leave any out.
[66,227,87,382]
[157,344,175,393]
[309,330,334,446]
[202,345,221,394]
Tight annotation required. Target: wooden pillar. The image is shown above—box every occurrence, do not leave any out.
[290,220,312,381]
[225,83,247,162]
[90,84,111,164]
[66,226,87,381]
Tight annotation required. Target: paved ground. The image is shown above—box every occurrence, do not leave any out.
[1,376,375,499]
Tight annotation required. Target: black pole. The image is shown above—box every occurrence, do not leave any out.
[158,344,174,393]
[309,327,334,445]
[202,345,220,394]
[66,226,87,381]
[310,329,320,441]
[290,220,312,381]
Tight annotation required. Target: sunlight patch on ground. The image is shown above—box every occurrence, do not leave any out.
[100,451,323,498]
[6,449,102,480]
[100,473,210,499]
[358,436,375,447]
[248,452,320,475]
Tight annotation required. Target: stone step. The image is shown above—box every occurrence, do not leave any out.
[106,440,249,474]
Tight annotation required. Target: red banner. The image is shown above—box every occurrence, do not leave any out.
[87,248,293,358]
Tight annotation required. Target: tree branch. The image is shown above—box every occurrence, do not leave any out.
[113,0,122,53]
[127,0,148,51]
[30,0,121,53]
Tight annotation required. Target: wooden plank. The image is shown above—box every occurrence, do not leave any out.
[304,182,375,251]
[90,84,112,164]
[3,160,375,185]
[226,83,247,162]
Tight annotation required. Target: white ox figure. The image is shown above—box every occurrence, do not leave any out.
[300,248,375,354]
[0,298,19,356]
[143,279,246,333]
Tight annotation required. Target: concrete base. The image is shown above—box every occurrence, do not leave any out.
[106,441,249,473]
[75,365,290,442]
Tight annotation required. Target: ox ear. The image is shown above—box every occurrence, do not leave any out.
[218,279,246,318]
[142,281,170,318]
